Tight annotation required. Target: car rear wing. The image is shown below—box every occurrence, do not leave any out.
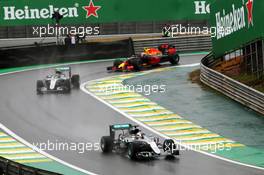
[109,124,133,138]
[55,67,71,77]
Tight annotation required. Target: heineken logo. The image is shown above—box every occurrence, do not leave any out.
[2,0,101,20]
[215,0,254,40]
[246,0,253,27]
[194,1,210,15]
[3,4,79,20]
[83,0,101,18]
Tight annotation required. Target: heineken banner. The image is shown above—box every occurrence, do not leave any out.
[0,0,211,26]
[211,0,264,58]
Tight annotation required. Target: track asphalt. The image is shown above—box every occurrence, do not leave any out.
[0,54,264,175]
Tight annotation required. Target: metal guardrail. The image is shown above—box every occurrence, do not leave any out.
[134,35,212,54]
[200,53,264,115]
[0,156,62,175]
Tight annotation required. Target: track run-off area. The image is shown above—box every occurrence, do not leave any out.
[0,53,264,175]
[83,63,264,170]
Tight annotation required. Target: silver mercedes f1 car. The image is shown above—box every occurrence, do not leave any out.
[100,124,179,160]
[36,67,80,94]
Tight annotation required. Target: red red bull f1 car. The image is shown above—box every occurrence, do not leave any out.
[107,44,180,72]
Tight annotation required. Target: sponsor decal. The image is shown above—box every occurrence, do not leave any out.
[83,0,101,18]
[194,1,210,15]
[246,0,253,27]
[2,0,101,21]
[3,4,79,20]
[215,0,254,40]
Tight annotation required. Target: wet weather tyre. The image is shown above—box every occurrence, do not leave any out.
[63,79,71,93]
[130,58,142,71]
[163,139,179,156]
[169,54,180,65]
[100,136,113,153]
[71,74,80,89]
[128,143,139,160]
[36,80,44,95]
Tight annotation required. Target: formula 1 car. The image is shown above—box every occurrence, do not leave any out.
[107,44,180,72]
[100,124,179,160]
[36,67,80,94]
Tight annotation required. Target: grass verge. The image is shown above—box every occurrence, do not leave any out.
[189,68,264,94]
[231,73,264,93]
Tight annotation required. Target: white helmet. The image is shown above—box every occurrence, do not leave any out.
[136,132,142,138]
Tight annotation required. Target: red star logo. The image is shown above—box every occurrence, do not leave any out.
[246,0,254,27]
[83,0,101,18]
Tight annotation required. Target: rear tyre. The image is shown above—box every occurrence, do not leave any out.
[128,143,140,160]
[71,74,80,89]
[169,54,180,65]
[100,136,113,153]
[36,80,44,95]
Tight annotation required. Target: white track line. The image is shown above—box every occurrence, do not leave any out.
[80,63,264,171]
[0,61,112,175]
[0,58,194,175]
[0,53,203,175]
[0,124,98,175]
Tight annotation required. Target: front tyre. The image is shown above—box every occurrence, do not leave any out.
[71,74,80,89]
[129,58,142,71]
[128,143,140,160]
[163,139,179,156]
[63,79,71,93]
[169,54,180,65]
[36,80,44,95]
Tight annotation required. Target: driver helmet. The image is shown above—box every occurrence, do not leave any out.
[136,132,143,139]
[55,70,62,75]
[55,70,64,78]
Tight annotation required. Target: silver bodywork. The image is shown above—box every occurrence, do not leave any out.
[123,135,161,155]
[45,75,67,90]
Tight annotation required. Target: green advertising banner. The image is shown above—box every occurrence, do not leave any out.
[210,0,264,58]
[0,0,211,26]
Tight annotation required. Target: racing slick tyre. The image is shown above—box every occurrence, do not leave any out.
[100,136,113,153]
[129,58,142,71]
[71,74,80,89]
[163,139,179,156]
[36,80,44,95]
[169,54,180,65]
[128,143,140,160]
[63,79,71,93]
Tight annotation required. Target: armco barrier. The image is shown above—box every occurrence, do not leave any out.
[134,35,211,54]
[200,53,264,115]
[0,156,62,175]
